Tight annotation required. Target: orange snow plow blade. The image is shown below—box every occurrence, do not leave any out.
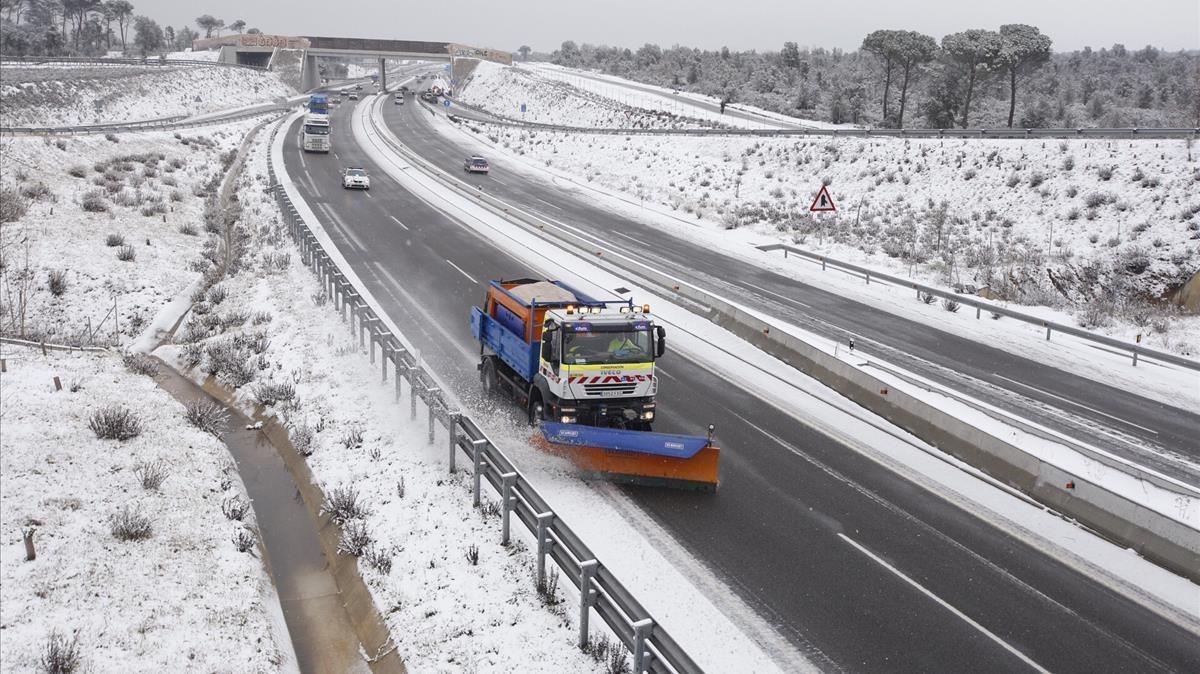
[532,423,720,491]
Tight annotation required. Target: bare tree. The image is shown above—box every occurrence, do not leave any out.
[941,29,1002,128]
[997,24,1053,127]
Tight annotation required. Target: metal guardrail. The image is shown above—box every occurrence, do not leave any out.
[0,55,265,70]
[266,115,702,674]
[1,105,292,136]
[757,243,1200,372]
[443,100,1199,139]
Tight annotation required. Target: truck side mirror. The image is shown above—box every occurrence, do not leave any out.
[654,326,667,358]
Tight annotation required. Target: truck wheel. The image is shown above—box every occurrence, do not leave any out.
[527,392,545,427]
[480,359,498,398]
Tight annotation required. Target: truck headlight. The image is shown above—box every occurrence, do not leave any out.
[641,410,655,420]
[560,416,576,424]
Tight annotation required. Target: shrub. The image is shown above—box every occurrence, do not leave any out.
[341,426,364,449]
[536,566,562,606]
[364,545,393,574]
[941,298,961,313]
[55,139,67,151]
[291,423,315,456]
[1061,156,1075,171]
[1066,208,1080,221]
[253,381,295,407]
[109,505,152,541]
[184,399,228,435]
[133,460,169,490]
[322,486,368,524]
[1131,167,1145,182]
[338,520,372,557]
[251,311,272,325]
[222,495,250,521]
[1005,173,1020,188]
[465,543,480,566]
[81,190,108,212]
[116,245,136,261]
[962,168,976,181]
[232,528,257,553]
[47,270,68,297]
[1077,300,1113,328]
[38,630,81,674]
[20,182,54,201]
[88,406,142,440]
[67,165,88,178]
[1097,165,1114,181]
[1084,192,1116,208]
[178,223,198,236]
[918,291,936,304]
[207,284,228,305]
[0,187,28,222]
[122,352,159,376]
[1027,172,1046,188]
[141,202,167,217]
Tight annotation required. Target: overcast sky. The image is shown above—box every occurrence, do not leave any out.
[154,0,1199,53]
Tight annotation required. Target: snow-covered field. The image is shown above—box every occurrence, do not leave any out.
[442,89,1199,355]
[0,119,260,347]
[459,61,741,130]
[154,124,612,672]
[0,64,294,127]
[0,347,291,672]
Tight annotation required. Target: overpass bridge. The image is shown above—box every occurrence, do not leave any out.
[193,34,510,91]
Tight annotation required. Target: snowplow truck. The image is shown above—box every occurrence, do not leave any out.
[471,278,719,490]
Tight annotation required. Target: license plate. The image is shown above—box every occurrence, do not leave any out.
[599,390,623,397]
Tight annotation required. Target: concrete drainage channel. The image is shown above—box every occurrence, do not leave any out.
[150,363,400,673]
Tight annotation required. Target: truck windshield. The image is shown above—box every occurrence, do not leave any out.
[303,125,330,135]
[561,325,652,365]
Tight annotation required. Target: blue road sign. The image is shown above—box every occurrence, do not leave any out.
[520,103,527,113]
[444,99,451,108]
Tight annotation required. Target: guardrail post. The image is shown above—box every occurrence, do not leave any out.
[976,305,981,319]
[410,378,419,420]
[1132,348,1138,367]
[471,439,489,506]
[381,344,389,381]
[500,472,519,544]
[1045,324,1052,340]
[426,388,439,444]
[395,359,405,401]
[578,560,598,649]
[535,512,555,586]
[821,257,826,271]
[448,413,461,472]
[632,618,654,673]
[865,271,870,285]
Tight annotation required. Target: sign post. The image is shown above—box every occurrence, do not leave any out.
[809,184,837,245]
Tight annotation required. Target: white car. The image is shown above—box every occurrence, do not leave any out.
[342,167,370,190]
[348,92,359,101]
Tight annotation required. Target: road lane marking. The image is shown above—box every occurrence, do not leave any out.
[364,190,373,198]
[837,533,1050,674]
[388,215,410,231]
[610,230,653,249]
[445,259,478,284]
[992,374,1158,435]
[298,150,307,168]
[534,197,564,212]
[741,280,813,310]
[489,176,509,186]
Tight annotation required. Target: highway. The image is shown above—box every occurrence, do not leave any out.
[282,94,1200,671]
[393,95,1200,487]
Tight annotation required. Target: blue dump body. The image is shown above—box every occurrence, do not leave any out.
[471,307,539,381]
[540,422,710,459]
[308,94,329,113]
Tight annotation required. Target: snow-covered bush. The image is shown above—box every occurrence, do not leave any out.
[87,406,142,440]
[38,630,81,674]
[321,485,368,524]
[337,519,371,557]
[183,399,228,435]
[222,495,250,521]
[121,352,159,377]
[109,505,153,541]
[133,460,169,490]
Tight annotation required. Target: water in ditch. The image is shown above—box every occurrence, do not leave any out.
[151,362,371,674]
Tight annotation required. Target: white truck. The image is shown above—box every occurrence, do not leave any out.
[301,113,331,153]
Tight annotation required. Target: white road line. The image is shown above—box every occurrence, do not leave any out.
[742,280,813,310]
[388,215,410,231]
[489,176,509,186]
[316,202,370,251]
[364,190,373,198]
[445,258,478,284]
[837,533,1051,674]
[534,197,564,212]
[992,374,1158,435]
[610,230,653,249]
[298,150,307,168]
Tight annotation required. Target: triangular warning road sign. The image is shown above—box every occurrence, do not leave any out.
[809,184,837,212]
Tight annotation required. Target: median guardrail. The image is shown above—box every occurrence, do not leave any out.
[757,243,1199,372]
[370,97,1200,585]
[267,112,703,674]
